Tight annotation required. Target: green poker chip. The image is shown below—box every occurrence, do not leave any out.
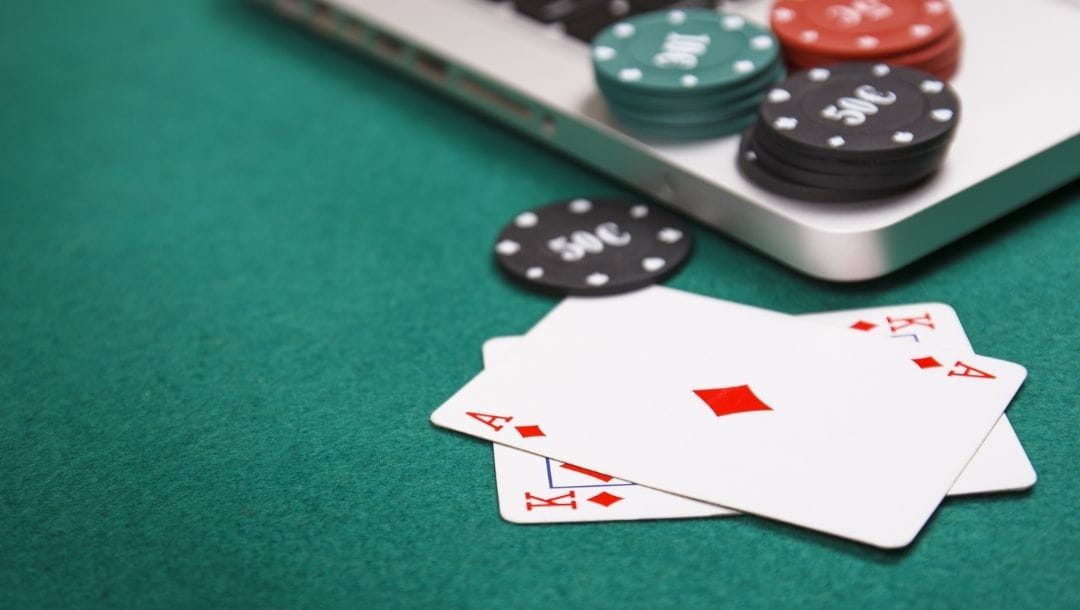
[606,88,768,127]
[592,9,780,96]
[611,111,757,140]
[595,56,784,105]
[595,62,786,113]
[590,9,781,141]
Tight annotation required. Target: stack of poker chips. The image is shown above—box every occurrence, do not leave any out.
[737,63,960,202]
[770,0,963,81]
[591,8,784,139]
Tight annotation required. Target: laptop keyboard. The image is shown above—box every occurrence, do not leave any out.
[490,0,722,42]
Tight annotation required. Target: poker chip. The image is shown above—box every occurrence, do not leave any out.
[591,9,782,139]
[610,112,758,141]
[786,25,960,71]
[786,30,962,80]
[751,124,950,176]
[757,63,960,158]
[737,130,923,202]
[770,0,963,81]
[748,124,944,190]
[737,63,960,202]
[770,0,956,58]
[596,60,785,112]
[608,89,765,127]
[593,9,780,93]
[493,198,693,296]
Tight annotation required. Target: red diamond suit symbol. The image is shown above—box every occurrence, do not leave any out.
[515,425,545,438]
[912,356,943,369]
[693,385,774,417]
[587,492,623,507]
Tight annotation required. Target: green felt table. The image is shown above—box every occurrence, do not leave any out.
[3,2,1078,608]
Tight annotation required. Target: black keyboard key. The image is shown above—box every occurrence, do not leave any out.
[562,0,720,43]
[513,0,609,23]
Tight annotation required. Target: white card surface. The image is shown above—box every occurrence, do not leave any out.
[432,287,1027,548]
[484,337,736,524]
[484,303,1035,525]
[799,304,1036,496]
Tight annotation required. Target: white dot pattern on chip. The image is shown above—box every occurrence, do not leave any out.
[857,36,879,48]
[800,30,819,42]
[767,88,791,103]
[614,23,635,38]
[642,257,666,272]
[744,150,757,161]
[515,212,538,228]
[569,199,593,214]
[586,272,610,286]
[828,136,846,148]
[681,74,699,88]
[921,80,945,94]
[496,240,520,256]
[808,68,830,82]
[775,116,798,130]
[723,15,744,30]
[911,24,932,38]
[667,10,686,25]
[750,35,773,51]
[630,204,648,218]
[526,267,544,279]
[734,60,754,74]
[931,108,954,122]
[773,8,794,22]
[873,64,891,77]
[926,1,947,16]
[594,46,616,62]
[657,228,683,244]
[619,68,643,82]
[892,131,914,143]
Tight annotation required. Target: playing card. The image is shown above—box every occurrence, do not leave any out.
[484,304,1034,524]
[484,336,736,524]
[432,287,1027,548]
[800,304,1036,496]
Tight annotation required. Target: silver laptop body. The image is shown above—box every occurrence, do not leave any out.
[255,0,1080,281]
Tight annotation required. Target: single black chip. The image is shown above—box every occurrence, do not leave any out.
[757,63,960,161]
[493,198,693,296]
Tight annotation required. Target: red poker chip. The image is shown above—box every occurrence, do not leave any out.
[783,24,962,80]
[882,24,960,67]
[771,0,957,59]
[784,24,959,68]
[786,46,960,80]
[913,46,961,80]
[888,32,962,79]
[933,57,959,81]
[786,52,959,80]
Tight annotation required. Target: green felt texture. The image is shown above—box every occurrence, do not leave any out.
[2,1,1078,608]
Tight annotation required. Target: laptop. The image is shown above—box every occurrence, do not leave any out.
[251,0,1080,281]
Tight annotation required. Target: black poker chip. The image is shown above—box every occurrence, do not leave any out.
[752,127,951,177]
[736,63,959,203]
[757,63,960,161]
[747,125,944,191]
[493,198,693,296]
[736,131,924,203]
